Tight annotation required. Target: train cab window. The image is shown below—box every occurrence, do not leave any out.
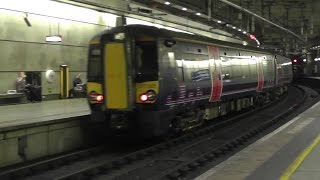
[135,41,158,82]
[88,46,103,81]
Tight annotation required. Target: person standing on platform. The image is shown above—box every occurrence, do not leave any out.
[70,73,83,98]
[16,72,31,101]
[73,73,82,88]
[16,72,27,93]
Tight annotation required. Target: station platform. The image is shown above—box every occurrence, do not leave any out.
[0,98,93,168]
[195,100,320,180]
[294,76,320,90]
[0,98,91,132]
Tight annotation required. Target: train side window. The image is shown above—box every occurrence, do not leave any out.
[88,46,103,81]
[173,41,209,83]
[240,59,249,78]
[221,57,231,80]
[177,67,184,82]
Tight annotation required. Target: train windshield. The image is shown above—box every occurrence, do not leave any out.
[87,45,103,82]
[135,41,158,82]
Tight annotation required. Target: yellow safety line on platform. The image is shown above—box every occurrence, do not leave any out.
[280,133,320,180]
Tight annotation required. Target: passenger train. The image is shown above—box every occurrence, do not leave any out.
[86,25,292,137]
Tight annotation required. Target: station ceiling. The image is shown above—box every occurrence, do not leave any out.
[131,0,320,55]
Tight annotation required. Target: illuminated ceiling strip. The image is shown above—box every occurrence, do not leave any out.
[52,0,238,40]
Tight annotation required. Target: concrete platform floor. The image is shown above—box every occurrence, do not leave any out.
[195,101,320,180]
[0,98,90,132]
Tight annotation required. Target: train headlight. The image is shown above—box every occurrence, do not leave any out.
[146,90,156,101]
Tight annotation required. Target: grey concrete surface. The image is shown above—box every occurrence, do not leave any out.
[195,101,320,180]
[0,98,90,131]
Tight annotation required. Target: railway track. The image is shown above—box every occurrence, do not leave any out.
[1,85,318,180]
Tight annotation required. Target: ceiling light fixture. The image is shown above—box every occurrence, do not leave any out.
[217,20,222,23]
[196,12,201,16]
[46,35,62,42]
[182,7,187,11]
[165,2,170,5]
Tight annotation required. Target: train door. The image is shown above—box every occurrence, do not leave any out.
[103,33,134,110]
[208,46,223,102]
[274,55,280,85]
[256,55,264,92]
[134,36,159,104]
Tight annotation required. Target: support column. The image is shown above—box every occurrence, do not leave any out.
[60,65,69,99]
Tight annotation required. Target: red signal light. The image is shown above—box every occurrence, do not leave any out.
[89,92,104,103]
[250,34,256,40]
[140,94,148,102]
[96,95,104,102]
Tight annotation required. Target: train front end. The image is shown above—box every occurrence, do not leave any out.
[86,27,167,137]
[87,29,136,129]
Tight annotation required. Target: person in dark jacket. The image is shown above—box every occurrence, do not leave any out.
[69,73,83,98]
[73,73,82,88]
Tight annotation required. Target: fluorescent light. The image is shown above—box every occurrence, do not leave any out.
[233,26,236,29]
[46,35,62,42]
[165,2,170,5]
[182,7,187,11]
[238,29,241,31]
[217,20,222,23]
[125,17,194,35]
[1,0,103,24]
[196,12,201,16]
[243,31,246,34]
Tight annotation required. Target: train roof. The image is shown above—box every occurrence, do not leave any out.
[93,24,272,54]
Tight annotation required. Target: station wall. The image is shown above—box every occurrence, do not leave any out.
[0,0,242,99]
[0,1,120,97]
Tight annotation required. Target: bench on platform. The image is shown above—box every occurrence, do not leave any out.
[0,93,27,105]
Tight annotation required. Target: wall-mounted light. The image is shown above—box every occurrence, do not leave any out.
[46,35,62,42]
